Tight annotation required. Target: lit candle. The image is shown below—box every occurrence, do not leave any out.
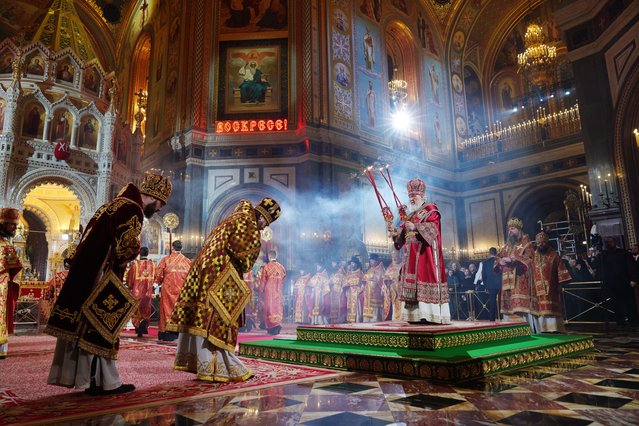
[597,175,602,194]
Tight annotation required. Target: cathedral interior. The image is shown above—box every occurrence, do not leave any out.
[1,0,639,424]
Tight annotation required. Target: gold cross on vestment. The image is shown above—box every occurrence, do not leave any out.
[104,294,119,310]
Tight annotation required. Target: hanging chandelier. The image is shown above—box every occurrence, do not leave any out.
[388,67,408,104]
[517,23,556,73]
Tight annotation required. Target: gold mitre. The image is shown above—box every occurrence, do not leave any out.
[0,207,21,224]
[407,177,426,196]
[140,173,172,204]
[507,217,523,229]
[255,197,281,225]
[535,231,550,243]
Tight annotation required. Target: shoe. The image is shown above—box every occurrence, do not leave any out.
[84,385,103,396]
[85,384,135,396]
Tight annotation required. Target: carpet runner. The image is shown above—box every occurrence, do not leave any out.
[0,335,346,426]
[239,321,594,382]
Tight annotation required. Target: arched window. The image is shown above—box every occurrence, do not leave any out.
[128,33,151,135]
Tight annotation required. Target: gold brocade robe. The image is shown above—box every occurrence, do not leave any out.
[167,200,261,352]
[344,269,363,323]
[293,273,312,323]
[495,235,534,315]
[384,261,402,320]
[308,270,330,317]
[362,263,385,319]
[328,267,346,323]
[532,249,572,316]
[1,238,22,348]
[45,183,144,359]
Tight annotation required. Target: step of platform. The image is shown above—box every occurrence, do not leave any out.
[239,324,594,382]
[296,321,532,350]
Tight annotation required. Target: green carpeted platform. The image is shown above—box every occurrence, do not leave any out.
[239,322,594,382]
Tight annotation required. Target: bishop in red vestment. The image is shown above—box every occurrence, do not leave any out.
[155,240,191,341]
[0,208,23,359]
[392,178,450,324]
[126,246,156,337]
[259,250,286,335]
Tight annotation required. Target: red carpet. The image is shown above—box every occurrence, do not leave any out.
[0,334,346,426]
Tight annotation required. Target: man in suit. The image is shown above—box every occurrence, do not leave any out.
[598,237,638,328]
[481,247,502,321]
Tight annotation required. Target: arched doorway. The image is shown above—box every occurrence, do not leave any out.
[22,183,81,280]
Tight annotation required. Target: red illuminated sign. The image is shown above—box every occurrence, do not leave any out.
[215,119,288,134]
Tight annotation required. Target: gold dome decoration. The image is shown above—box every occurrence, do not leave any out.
[31,0,98,63]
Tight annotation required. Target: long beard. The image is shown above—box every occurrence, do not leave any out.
[537,245,551,254]
[507,234,520,245]
[143,204,156,219]
[407,202,424,214]
[0,228,14,238]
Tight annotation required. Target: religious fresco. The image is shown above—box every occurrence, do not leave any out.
[0,1,49,40]
[83,67,100,94]
[219,0,288,39]
[417,13,439,57]
[225,45,280,114]
[391,0,409,15]
[328,1,354,131]
[464,66,485,136]
[334,62,351,88]
[216,36,288,122]
[358,24,380,76]
[358,0,381,23]
[50,109,73,142]
[355,17,382,137]
[78,115,99,150]
[0,49,13,74]
[21,102,45,138]
[492,72,521,124]
[332,8,349,33]
[494,5,560,74]
[426,62,442,106]
[56,61,75,83]
[26,53,45,76]
[422,56,450,158]
[358,77,382,133]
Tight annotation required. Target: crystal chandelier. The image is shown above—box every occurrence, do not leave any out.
[517,23,556,73]
[388,67,408,105]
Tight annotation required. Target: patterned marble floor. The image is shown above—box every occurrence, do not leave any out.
[38,326,639,425]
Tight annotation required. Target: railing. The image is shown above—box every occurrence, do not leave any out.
[460,103,582,161]
[562,280,611,324]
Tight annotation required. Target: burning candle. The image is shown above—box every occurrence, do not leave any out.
[597,175,602,194]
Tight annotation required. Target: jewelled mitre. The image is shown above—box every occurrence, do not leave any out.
[255,197,281,225]
[507,217,523,229]
[407,177,426,197]
[140,174,172,204]
[0,207,21,224]
[535,231,550,244]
